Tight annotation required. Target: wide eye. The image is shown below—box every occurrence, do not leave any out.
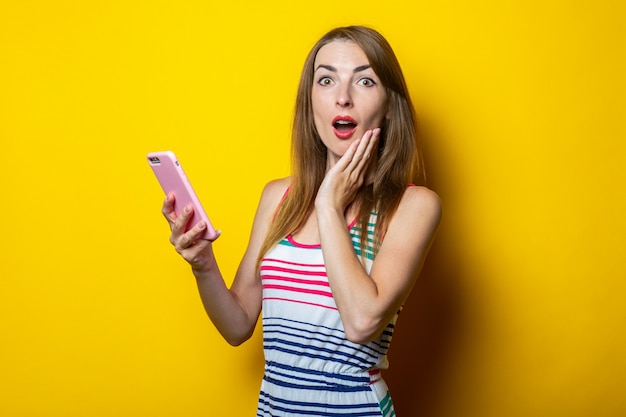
[317,77,333,86]
[358,77,376,87]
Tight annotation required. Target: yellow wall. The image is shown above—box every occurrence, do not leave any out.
[1,1,624,416]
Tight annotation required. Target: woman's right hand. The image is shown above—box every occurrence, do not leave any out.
[162,193,219,273]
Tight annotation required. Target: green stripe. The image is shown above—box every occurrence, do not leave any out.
[379,390,395,417]
[350,214,379,261]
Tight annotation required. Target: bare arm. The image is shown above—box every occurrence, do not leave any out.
[317,186,441,343]
[315,132,442,343]
[163,179,289,345]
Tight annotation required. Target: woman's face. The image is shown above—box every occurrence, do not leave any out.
[311,40,388,165]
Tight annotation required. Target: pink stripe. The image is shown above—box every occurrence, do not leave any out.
[262,275,330,287]
[261,265,326,277]
[262,258,325,268]
[263,297,337,311]
[286,235,321,249]
[369,369,381,384]
[283,217,359,248]
[263,284,333,298]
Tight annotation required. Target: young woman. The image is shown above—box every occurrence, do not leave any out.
[162,26,441,416]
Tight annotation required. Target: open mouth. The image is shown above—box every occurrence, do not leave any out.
[332,116,358,139]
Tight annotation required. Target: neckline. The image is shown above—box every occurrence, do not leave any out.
[286,217,358,249]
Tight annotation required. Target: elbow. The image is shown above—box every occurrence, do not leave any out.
[343,317,382,345]
[345,332,375,345]
[225,336,247,347]
[222,328,254,347]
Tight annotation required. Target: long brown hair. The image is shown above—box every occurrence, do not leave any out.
[258,26,425,265]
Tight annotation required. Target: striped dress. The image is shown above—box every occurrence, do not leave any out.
[257,213,398,417]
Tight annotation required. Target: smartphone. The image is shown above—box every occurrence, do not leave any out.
[147,151,219,241]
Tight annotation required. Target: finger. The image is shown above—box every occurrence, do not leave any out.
[180,239,212,268]
[177,221,207,251]
[347,129,376,173]
[348,129,379,181]
[333,138,362,172]
[358,128,380,168]
[178,237,211,264]
[171,204,194,240]
[161,193,177,223]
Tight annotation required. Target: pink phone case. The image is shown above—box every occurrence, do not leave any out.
[147,151,218,241]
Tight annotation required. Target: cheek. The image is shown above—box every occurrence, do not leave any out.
[311,104,324,126]
[311,87,328,109]
[312,99,331,129]
[365,104,388,127]
[376,98,389,124]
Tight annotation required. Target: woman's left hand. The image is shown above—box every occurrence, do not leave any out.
[315,128,380,213]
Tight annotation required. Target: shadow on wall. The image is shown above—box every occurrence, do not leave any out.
[385,122,466,417]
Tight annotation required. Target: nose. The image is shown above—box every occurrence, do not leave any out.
[336,84,352,108]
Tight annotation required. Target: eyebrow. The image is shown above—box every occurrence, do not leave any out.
[314,64,372,73]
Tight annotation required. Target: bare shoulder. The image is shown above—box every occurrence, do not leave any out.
[262,177,291,195]
[392,185,442,235]
[255,177,291,218]
[401,186,441,216]
[260,177,291,205]
[241,177,291,260]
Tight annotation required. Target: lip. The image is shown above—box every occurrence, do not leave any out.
[332,115,358,140]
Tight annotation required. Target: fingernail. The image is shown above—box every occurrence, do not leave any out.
[184,205,192,214]
[197,221,206,230]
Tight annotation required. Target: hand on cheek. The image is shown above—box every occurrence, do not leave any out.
[315,128,380,213]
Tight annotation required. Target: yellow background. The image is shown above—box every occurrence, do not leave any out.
[1,1,624,416]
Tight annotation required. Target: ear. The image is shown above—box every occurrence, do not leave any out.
[384,89,394,119]
[384,105,393,123]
